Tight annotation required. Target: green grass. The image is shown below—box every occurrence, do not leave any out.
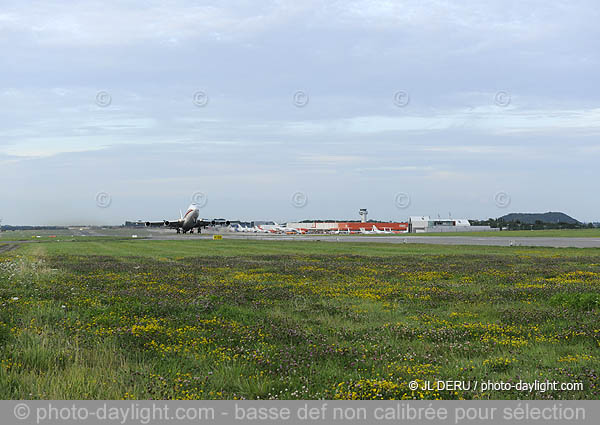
[412,228,600,237]
[4,227,600,243]
[1,239,600,400]
[0,228,151,242]
[17,238,600,258]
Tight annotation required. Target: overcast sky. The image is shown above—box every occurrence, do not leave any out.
[1,0,599,225]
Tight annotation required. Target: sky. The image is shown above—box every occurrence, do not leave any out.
[1,0,599,225]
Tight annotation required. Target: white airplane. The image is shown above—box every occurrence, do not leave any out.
[230,224,244,232]
[278,225,306,234]
[265,223,286,234]
[234,224,254,232]
[145,203,229,234]
[372,225,392,234]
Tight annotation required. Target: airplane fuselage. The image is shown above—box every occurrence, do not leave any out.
[181,207,200,231]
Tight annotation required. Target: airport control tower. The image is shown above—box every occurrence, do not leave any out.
[359,209,368,223]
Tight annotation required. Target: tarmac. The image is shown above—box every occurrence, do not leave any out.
[3,229,600,248]
[145,232,600,248]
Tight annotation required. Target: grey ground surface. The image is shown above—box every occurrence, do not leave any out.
[3,229,600,248]
[145,232,600,248]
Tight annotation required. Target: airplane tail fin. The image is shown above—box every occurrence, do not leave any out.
[179,209,183,220]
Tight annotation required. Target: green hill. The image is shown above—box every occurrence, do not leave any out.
[499,212,580,224]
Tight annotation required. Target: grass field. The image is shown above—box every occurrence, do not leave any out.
[0,228,152,242]
[3,227,600,242]
[411,229,600,237]
[1,239,599,399]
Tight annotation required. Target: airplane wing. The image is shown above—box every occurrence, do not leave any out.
[145,220,183,229]
[194,219,230,228]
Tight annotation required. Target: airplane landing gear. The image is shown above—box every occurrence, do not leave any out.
[176,229,181,234]
[190,229,194,234]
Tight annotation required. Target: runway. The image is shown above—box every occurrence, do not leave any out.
[145,232,600,248]
[3,229,600,249]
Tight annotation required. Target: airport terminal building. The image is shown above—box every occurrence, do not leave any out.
[408,216,497,233]
[264,217,496,234]
[285,221,409,233]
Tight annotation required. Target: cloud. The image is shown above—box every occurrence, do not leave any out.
[274,105,600,137]
[0,1,318,46]
[1,1,599,223]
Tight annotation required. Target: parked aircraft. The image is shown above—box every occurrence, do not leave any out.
[372,225,392,234]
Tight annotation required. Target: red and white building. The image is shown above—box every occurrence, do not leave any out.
[285,221,408,233]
